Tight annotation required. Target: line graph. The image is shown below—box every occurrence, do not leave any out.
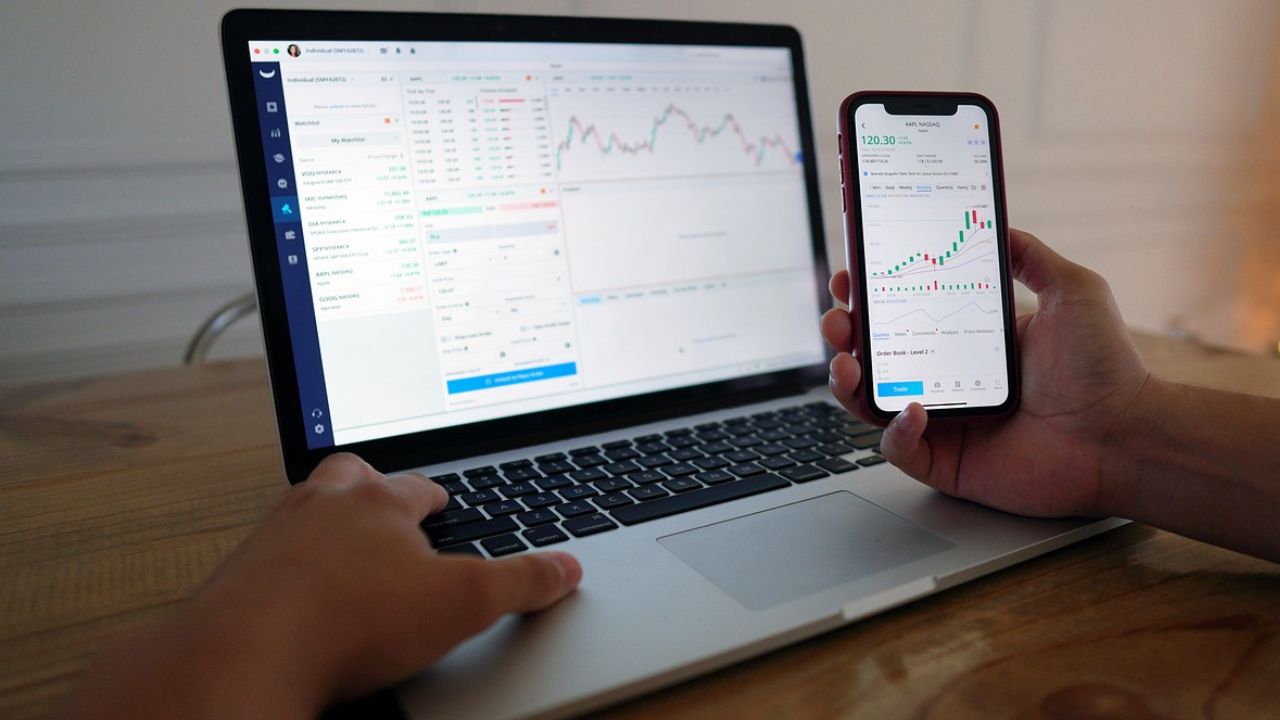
[555,103,799,170]
[548,92,802,183]
[872,300,1000,328]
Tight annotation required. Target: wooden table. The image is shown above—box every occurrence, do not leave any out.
[3,332,1279,720]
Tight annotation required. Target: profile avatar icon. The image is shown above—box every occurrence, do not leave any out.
[287,44,301,58]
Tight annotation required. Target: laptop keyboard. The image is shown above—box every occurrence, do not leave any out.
[424,401,886,557]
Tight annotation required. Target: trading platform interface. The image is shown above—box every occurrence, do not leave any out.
[248,41,823,447]
[853,103,1009,413]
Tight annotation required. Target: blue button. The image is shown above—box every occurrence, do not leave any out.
[447,362,578,394]
[877,381,924,397]
[272,195,299,222]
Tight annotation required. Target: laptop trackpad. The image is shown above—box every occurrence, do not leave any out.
[658,492,955,611]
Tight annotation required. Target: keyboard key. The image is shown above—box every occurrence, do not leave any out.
[754,422,784,433]
[464,465,499,478]
[559,485,599,501]
[663,478,702,493]
[523,525,569,547]
[432,473,462,485]
[857,455,887,467]
[729,436,763,448]
[725,424,756,437]
[441,480,469,496]
[818,442,854,456]
[669,448,703,461]
[469,474,505,490]
[556,500,597,518]
[611,475,791,526]
[728,463,766,477]
[594,492,634,509]
[780,464,829,483]
[693,422,721,432]
[627,470,666,485]
[667,435,701,449]
[638,454,673,469]
[482,499,524,517]
[664,427,694,437]
[569,468,607,483]
[755,443,790,457]
[724,450,760,463]
[421,507,484,528]
[637,441,673,454]
[604,447,641,461]
[534,452,566,463]
[499,459,533,471]
[628,485,670,501]
[697,430,730,442]
[524,492,560,509]
[759,456,796,471]
[699,441,733,454]
[634,433,663,443]
[573,454,608,469]
[723,416,751,426]
[427,517,519,547]
[481,534,527,557]
[602,439,632,450]
[502,467,542,482]
[517,508,559,527]
[817,457,859,474]
[537,460,575,475]
[501,481,538,498]
[693,456,730,470]
[460,489,501,506]
[841,420,879,434]
[603,460,641,475]
[664,462,698,477]
[563,513,619,538]
[696,469,735,485]
[535,475,573,491]
[849,431,884,450]
[437,543,482,557]
[783,436,818,450]
[789,449,825,464]
[443,496,462,512]
[594,477,633,493]
[570,446,602,456]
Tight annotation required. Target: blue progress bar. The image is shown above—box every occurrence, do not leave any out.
[447,362,578,394]
[877,381,924,397]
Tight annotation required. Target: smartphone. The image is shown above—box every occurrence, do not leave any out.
[837,91,1019,421]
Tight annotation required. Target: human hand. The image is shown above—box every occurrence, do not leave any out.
[67,453,582,720]
[820,229,1151,517]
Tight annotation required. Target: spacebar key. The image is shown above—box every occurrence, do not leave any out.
[610,474,789,526]
[427,517,518,547]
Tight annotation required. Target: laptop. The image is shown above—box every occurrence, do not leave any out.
[220,9,1123,718]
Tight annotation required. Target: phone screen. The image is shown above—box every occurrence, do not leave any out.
[852,102,1012,414]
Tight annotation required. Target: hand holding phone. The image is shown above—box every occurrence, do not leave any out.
[836,92,1019,421]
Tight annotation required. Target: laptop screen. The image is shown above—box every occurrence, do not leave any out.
[244,40,824,448]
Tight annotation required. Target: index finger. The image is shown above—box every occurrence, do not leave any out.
[828,270,851,306]
[385,472,450,521]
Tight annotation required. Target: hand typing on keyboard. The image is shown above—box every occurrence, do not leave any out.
[822,228,1280,562]
[66,453,582,720]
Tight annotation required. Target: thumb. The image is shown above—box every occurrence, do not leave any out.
[879,403,932,482]
[467,552,582,620]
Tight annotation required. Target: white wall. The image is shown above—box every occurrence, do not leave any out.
[3,0,1278,384]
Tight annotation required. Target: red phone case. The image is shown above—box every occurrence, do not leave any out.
[835,91,1020,424]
